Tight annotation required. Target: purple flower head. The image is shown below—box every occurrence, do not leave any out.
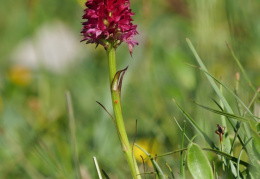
[81,0,138,55]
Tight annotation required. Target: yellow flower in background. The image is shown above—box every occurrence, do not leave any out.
[134,138,159,166]
[77,0,85,8]
[8,65,32,87]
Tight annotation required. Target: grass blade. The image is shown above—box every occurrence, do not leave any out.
[174,118,191,142]
[211,98,246,154]
[186,38,233,114]
[193,101,249,122]
[186,39,259,123]
[195,67,259,122]
[186,39,256,175]
[165,162,175,179]
[135,144,166,179]
[66,91,81,179]
[219,81,232,154]
[186,39,257,153]
[180,121,186,179]
[173,99,218,150]
[102,170,111,179]
[250,128,260,177]
[237,138,253,179]
[148,148,251,168]
[202,148,252,168]
[93,156,103,179]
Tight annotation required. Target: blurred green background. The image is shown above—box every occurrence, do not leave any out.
[0,0,259,178]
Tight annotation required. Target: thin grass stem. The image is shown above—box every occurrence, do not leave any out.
[237,138,253,179]
[180,121,186,179]
[66,91,81,179]
[93,157,103,179]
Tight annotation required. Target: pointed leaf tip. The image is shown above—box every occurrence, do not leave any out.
[118,66,128,97]
[111,66,128,97]
[96,101,114,122]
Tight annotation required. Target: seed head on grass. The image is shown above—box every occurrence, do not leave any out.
[81,0,138,55]
[215,124,225,143]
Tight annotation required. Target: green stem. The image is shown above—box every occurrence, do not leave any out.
[180,121,186,179]
[106,45,141,179]
[221,142,224,171]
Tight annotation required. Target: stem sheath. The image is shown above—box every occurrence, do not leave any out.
[107,45,141,179]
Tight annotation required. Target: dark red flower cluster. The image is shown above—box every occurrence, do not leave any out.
[81,0,138,55]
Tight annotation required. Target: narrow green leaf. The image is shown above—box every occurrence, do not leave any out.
[174,118,191,142]
[187,143,214,179]
[173,99,218,150]
[219,82,232,154]
[186,39,259,122]
[147,149,186,159]
[237,138,253,179]
[149,148,251,168]
[102,170,111,179]
[180,121,186,179]
[196,67,260,122]
[135,144,166,179]
[211,98,246,154]
[66,91,81,179]
[186,39,257,170]
[186,38,233,114]
[208,148,250,167]
[165,162,175,179]
[251,129,260,159]
[193,101,249,122]
[93,157,103,179]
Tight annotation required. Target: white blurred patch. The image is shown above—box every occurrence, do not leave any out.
[12,21,86,73]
